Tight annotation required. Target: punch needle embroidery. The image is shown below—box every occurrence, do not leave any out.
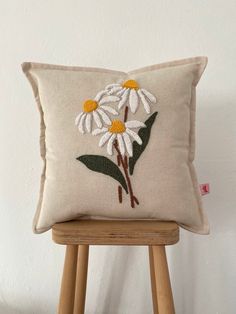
[76,81,158,208]
[105,80,157,114]
[75,91,119,133]
[93,119,145,156]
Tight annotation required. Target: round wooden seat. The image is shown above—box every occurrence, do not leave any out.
[52,220,179,314]
[52,220,179,246]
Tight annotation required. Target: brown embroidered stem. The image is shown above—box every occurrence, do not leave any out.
[124,105,129,122]
[114,140,138,208]
[133,196,139,205]
[123,107,128,170]
[116,151,121,202]
[124,156,128,169]
[118,186,122,203]
[115,105,139,207]
[117,155,121,166]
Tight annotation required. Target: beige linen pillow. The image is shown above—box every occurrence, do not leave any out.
[22,57,209,234]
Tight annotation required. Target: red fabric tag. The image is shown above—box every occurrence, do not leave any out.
[199,183,210,196]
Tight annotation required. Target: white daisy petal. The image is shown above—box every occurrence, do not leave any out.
[118,89,129,110]
[100,105,118,115]
[107,86,123,95]
[94,90,107,102]
[93,110,102,128]
[75,112,84,126]
[125,120,146,129]
[138,90,151,114]
[141,88,157,103]
[107,134,116,155]
[92,127,108,136]
[99,95,120,105]
[99,132,112,147]
[126,128,142,145]
[123,132,133,157]
[105,83,121,90]
[78,113,86,134]
[97,109,111,125]
[85,113,92,133]
[117,134,125,156]
[117,87,126,96]
[129,89,139,113]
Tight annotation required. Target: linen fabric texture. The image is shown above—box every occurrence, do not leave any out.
[22,56,209,234]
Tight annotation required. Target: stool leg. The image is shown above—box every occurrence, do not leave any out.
[151,245,175,314]
[149,246,159,314]
[58,245,78,314]
[73,245,89,314]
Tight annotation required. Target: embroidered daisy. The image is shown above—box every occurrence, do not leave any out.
[105,80,157,114]
[75,91,120,134]
[92,119,146,157]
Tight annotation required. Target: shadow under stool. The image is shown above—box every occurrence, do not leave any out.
[52,220,179,314]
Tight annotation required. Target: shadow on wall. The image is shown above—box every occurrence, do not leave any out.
[0,300,54,314]
[94,246,133,313]
[91,246,151,314]
[0,304,31,314]
[169,96,236,313]
[197,96,236,232]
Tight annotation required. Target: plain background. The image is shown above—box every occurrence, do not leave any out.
[0,1,236,313]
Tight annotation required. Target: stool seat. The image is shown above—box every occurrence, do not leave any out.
[52,220,179,246]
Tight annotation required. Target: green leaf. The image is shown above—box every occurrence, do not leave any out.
[129,111,158,175]
[77,155,128,193]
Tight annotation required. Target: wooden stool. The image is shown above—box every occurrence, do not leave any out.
[52,220,179,314]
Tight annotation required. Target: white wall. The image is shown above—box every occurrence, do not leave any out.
[1,1,236,313]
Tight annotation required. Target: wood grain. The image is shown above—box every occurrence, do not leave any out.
[149,246,159,314]
[52,220,179,246]
[73,245,89,314]
[58,245,78,314]
[152,245,175,314]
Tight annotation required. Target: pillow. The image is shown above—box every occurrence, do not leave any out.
[22,57,209,234]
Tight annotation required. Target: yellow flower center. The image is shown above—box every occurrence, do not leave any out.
[122,79,139,90]
[83,99,98,113]
[109,120,126,133]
